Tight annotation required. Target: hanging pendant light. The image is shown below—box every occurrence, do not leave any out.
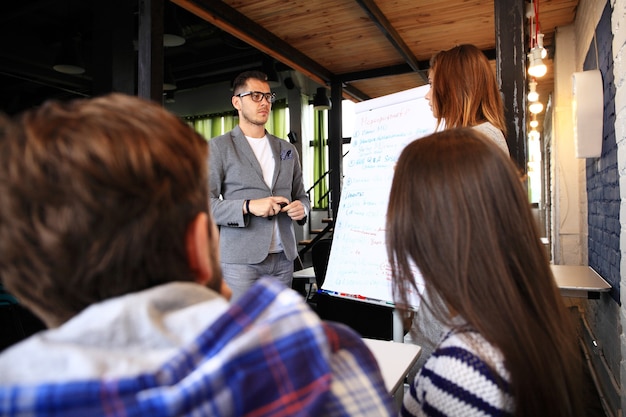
[53,35,85,75]
[528,48,547,78]
[528,80,539,102]
[529,101,544,114]
[313,87,331,110]
[530,114,539,128]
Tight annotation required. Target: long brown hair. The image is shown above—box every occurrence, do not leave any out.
[429,44,506,134]
[0,94,210,327]
[386,128,584,416]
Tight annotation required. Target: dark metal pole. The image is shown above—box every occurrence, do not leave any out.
[328,79,343,219]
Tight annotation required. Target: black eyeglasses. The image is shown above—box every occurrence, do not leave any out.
[235,91,276,103]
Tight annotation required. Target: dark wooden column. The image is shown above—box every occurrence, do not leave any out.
[92,0,136,96]
[329,79,343,219]
[137,0,164,102]
[495,0,527,172]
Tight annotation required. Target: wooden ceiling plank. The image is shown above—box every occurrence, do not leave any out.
[172,0,333,86]
[353,0,427,80]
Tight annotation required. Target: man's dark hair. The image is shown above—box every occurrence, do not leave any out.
[232,70,269,95]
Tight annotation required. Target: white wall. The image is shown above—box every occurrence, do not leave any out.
[553,25,585,265]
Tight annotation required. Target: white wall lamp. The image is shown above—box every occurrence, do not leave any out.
[572,70,603,158]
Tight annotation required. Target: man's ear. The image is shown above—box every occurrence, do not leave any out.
[185,213,212,286]
[231,95,241,111]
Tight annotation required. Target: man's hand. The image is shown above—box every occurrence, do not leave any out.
[248,196,290,218]
[281,200,306,221]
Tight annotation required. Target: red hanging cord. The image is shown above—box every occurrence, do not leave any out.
[534,0,541,41]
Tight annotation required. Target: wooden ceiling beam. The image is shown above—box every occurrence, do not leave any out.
[340,63,417,83]
[172,0,331,86]
[353,0,428,83]
[172,0,368,101]
[338,48,496,85]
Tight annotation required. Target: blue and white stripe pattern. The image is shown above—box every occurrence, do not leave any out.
[402,327,514,417]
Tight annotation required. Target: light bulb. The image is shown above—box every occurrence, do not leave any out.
[528,48,547,78]
[530,119,539,128]
[528,80,539,102]
[537,33,547,59]
[529,101,544,114]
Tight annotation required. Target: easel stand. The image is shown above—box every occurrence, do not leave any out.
[314,292,405,342]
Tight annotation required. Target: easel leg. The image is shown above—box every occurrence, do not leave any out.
[393,309,404,342]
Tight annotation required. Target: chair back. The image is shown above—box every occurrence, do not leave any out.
[311,238,332,289]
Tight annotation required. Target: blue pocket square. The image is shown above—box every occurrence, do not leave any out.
[280,149,294,160]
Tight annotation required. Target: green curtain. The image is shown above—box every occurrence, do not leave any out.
[186,102,287,141]
[191,118,214,140]
[313,110,329,209]
[268,100,287,139]
[223,113,236,133]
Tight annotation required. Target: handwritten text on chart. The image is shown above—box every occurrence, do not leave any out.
[323,85,435,307]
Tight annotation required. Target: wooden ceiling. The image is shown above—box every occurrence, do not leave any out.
[0,0,579,133]
[175,0,579,131]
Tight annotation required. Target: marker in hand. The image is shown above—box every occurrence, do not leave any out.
[268,202,288,220]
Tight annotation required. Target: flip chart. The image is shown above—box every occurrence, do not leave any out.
[321,85,436,308]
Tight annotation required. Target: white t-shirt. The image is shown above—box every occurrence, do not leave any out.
[246,135,283,253]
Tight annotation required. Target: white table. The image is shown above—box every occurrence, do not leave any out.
[293,266,317,298]
[293,266,315,281]
[363,338,421,405]
[550,264,611,298]
[303,264,613,300]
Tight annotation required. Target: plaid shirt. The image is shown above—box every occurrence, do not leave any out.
[0,278,394,416]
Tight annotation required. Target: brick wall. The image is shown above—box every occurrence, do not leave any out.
[586,3,620,303]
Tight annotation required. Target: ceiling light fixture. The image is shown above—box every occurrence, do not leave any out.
[313,87,331,110]
[530,114,539,128]
[164,3,186,47]
[529,101,544,114]
[537,33,547,59]
[53,36,85,75]
[527,0,546,78]
[528,48,547,78]
[528,80,539,102]
[262,57,281,88]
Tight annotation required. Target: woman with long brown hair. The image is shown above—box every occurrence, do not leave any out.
[387,128,585,416]
[426,44,508,154]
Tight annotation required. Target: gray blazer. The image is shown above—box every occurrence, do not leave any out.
[209,126,310,264]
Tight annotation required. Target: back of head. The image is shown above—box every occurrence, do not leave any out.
[429,44,506,133]
[388,128,534,315]
[0,93,209,327]
[387,128,585,416]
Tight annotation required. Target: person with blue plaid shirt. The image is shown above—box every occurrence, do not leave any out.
[0,93,394,417]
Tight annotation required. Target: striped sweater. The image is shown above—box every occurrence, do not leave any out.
[402,327,514,417]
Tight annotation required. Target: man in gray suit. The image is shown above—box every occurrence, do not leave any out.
[209,71,310,301]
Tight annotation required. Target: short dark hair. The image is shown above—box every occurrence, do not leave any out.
[0,93,209,327]
[232,70,269,95]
